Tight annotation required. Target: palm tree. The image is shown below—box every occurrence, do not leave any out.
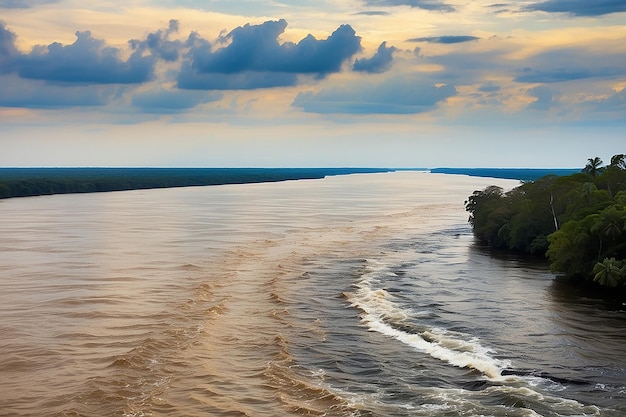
[610,154,626,170]
[591,206,624,241]
[583,157,604,177]
[592,258,624,288]
[590,207,625,260]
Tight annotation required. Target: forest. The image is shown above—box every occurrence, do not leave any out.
[465,155,626,291]
[0,167,392,199]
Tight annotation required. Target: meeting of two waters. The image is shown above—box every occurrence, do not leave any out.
[0,171,624,416]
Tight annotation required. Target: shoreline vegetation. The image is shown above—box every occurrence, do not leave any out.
[465,155,626,295]
[0,167,400,200]
[0,167,578,200]
[430,167,580,182]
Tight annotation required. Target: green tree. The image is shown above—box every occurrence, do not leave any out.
[610,153,626,170]
[598,157,626,197]
[582,157,604,177]
[589,205,626,261]
[465,186,509,246]
[592,258,625,288]
[547,215,599,279]
[467,160,626,293]
[582,182,597,203]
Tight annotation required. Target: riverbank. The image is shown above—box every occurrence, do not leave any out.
[0,167,395,199]
[464,160,626,293]
[430,167,579,181]
[1,167,580,200]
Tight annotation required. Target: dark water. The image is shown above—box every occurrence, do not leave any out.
[0,172,624,416]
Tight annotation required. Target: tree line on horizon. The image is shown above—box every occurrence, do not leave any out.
[465,154,626,291]
[0,168,392,200]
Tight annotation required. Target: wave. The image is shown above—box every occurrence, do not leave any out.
[346,259,509,379]
[343,259,610,416]
[263,334,363,416]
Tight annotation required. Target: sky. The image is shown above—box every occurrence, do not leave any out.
[0,0,625,168]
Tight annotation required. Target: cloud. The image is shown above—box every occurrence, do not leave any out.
[131,88,222,113]
[487,3,512,13]
[513,47,626,83]
[0,22,18,72]
[353,41,396,73]
[193,20,360,74]
[524,0,626,16]
[514,67,596,83]
[178,65,299,90]
[424,37,625,88]
[362,0,455,12]
[527,85,555,110]
[408,35,480,44]
[0,23,145,108]
[180,19,361,90]
[478,82,501,93]
[292,75,457,114]
[15,31,154,84]
[130,19,182,62]
[354,11,390,15]
[425,46,511,86]
[11,30,155,84]
[0,74,117,108]
[0,0,58,8]
[590,88,626,113]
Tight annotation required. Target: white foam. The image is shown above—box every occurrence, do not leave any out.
[349,262,508,379]
[364,312,505,379]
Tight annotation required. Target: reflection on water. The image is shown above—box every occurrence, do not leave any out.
[0,172,624,416]
[545,278,626,408]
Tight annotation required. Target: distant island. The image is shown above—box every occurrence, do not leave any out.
[464,155,626,294]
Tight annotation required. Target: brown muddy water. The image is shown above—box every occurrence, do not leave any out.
[0,172,624,416]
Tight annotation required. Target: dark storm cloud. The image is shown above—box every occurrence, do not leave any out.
[179,19,361,90]
[523,0,626,16]
[408,36,480,44]
[292,76,457,114]
[362,0,455,12]
[353,41,396,73]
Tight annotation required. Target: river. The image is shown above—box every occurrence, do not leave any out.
[0,171,624,416]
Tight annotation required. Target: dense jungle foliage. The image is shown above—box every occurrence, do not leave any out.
[465,155,626,290]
